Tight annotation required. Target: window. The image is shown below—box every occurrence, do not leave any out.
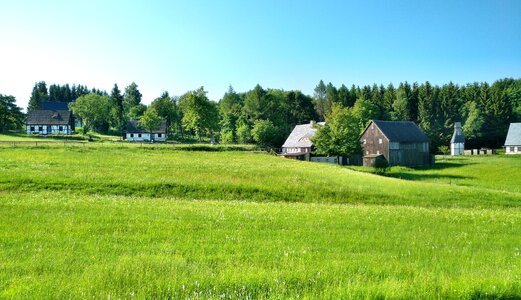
[138,134,142,138]
[363,139,366,145]
[378,138,382,144]
[366,150,369,155]
[38,126,43,131]
[130,134,134,138]
[377,150,380,155]
[511,147,515,152]
[59,126,63,131]
[30,126,35,131]
[518,146,521,152]
[158,133,162,138]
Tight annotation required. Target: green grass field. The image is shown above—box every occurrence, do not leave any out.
[1,145,521,298]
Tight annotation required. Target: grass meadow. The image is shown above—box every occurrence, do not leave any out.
[1,144,521,298]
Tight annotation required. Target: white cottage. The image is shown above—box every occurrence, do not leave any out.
[504,123,521,154]
[26,110,74,135]
[281,121,325,159]
[125,120,167,142]
[450,122,465,155]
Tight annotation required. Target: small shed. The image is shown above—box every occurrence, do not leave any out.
[450,122,465,155]
[125,120,167,142]
[504,123,521,154]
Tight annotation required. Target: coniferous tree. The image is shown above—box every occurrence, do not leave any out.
[313,80,327,120]
[28,81,49,111]
[110,84,125,136]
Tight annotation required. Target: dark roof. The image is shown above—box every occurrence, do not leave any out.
[26,110,72,125]
[42,101,69,110]
[126,120,167,134]
[504,123,521,146]
[371,120,429,143]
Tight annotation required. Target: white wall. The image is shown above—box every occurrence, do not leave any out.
[126,132,166,142]
[27,125,72,135]
[506,146,521,154]
[451,142,464,155]
[282,147,310,153]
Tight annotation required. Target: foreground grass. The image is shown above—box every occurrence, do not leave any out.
[1,146,521,298]
[1,192,521,299]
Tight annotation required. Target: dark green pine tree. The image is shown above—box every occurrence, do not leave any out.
[313,80,327,121]
[110,84,125,136]
[337,84,350,107]
[409,82,420,123]
[383,83,396,118]
[27,81,49,111]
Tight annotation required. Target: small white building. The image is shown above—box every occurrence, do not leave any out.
[26,110,74,135]
[281,121,325,159]
[504,123,521,154]
[125,120,167,142]
[450,122,465,155]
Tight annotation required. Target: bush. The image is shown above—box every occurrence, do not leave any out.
[220,130,234,144]
[374,156,389,175]
[236,124,252,144]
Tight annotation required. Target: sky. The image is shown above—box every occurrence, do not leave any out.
[1,0,520,110]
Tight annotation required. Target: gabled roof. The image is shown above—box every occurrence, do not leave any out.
[126,120,167,134]
[282,122,325,148]
[504,123,521,146]
[42,101,69,110]
[451,122,465,143]
[370,120,429,143]
[26,110,72,125]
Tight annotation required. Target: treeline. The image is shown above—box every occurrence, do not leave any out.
[307,79,521,149]
[6,78,521,150]
[27,81,107,112]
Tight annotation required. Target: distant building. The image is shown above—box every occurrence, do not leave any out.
[281,121,325,159]
[26,109,74,135]
[125,120,167,142]
[450,122,465,155]
[360,120,431,167]
[504,123,521,154]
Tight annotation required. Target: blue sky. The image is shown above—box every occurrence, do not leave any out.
[1,0,520,109]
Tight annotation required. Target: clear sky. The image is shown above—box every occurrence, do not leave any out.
[1,0,520,110]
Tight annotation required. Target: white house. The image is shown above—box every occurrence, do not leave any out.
[450,122,465,155]
[281,121,325,158]
[125,120,167,142]
[504,123,521,154]
[26,110,74,135]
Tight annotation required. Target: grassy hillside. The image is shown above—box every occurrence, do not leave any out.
[1,145,521,298]
[0,146,520,208]
[351,155,521,194]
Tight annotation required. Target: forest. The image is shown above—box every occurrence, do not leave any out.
[2,78,520,152]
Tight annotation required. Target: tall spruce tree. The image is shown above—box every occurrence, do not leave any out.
[27,81,49,111]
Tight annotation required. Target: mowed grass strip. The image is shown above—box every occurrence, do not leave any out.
[1,192,521,299]
[1,146,520,208]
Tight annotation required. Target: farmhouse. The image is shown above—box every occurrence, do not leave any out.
[125,120,167,142]
[504,123,521,154]
[360,120,431,167]
[281,121,325,159]
[26,108,74,135]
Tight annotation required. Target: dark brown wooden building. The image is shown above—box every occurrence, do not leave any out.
[360,120,431,167]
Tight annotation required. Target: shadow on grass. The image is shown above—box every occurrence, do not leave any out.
[384,172,471,182]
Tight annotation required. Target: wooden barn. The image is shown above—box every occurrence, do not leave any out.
[360,120,431,167]
[504,123,521,154]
